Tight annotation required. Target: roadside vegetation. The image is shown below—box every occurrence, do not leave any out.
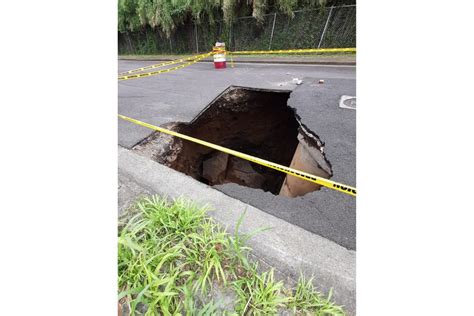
[118,0,347,35]
[118,0,356,55]
[118,195,345,315]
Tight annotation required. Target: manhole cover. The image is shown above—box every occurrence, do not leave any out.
[339,95,356,110]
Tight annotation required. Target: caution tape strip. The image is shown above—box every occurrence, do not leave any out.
[229,47,356,55]
[119,52,215,75]
[117,47,355,80]
[118,52,212,81]
[118,114,356,197]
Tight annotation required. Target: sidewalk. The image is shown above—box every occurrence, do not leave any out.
[118,53,356,65]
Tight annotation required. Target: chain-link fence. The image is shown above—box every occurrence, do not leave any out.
[118,5,355,55]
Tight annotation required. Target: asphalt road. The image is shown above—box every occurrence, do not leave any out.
[119,61,355,146]
[118,60,356,249]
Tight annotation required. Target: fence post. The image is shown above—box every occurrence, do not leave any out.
[317,6,334,48]
[126,32,133,53]
[194,22,199,54]
[228,23,232,50]
[268,13,277,50]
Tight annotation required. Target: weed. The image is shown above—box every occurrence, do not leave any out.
[118,195,345,315]
[233,265,289,315]
[288,274,346,315]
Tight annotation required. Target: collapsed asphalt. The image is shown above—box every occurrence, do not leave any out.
[118,61,356,249]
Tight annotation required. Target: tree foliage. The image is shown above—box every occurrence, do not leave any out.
[118,0,338,37]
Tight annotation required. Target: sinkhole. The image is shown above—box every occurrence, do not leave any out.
[133,86,333,197]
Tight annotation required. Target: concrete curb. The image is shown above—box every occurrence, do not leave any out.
[118,146,356,315]
[118,57,356,66]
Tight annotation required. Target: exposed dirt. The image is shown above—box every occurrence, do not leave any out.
[133,86,333,197]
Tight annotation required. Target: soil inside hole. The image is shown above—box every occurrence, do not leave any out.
[133,86,331,196]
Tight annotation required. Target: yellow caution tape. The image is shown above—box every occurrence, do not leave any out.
[212,46,226,54]
[118,114,356,197]
[119,52,215,75]
[118,52,213,81]
[229,47,356,55]
[117,47,355,80]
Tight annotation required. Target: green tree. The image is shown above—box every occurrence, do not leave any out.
[117,0,340,37]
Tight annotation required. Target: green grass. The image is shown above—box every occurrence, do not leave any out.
[118,195,345,315]
[287,274,345,315]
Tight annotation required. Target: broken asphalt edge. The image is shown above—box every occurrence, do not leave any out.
[118,146,356,315]
[118,57,356,66]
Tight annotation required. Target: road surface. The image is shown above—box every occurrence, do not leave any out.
[118,60,356,249]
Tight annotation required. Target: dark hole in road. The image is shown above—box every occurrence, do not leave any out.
[133,86,332,197]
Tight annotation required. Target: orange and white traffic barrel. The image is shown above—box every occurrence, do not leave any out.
[212,42,226,69]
